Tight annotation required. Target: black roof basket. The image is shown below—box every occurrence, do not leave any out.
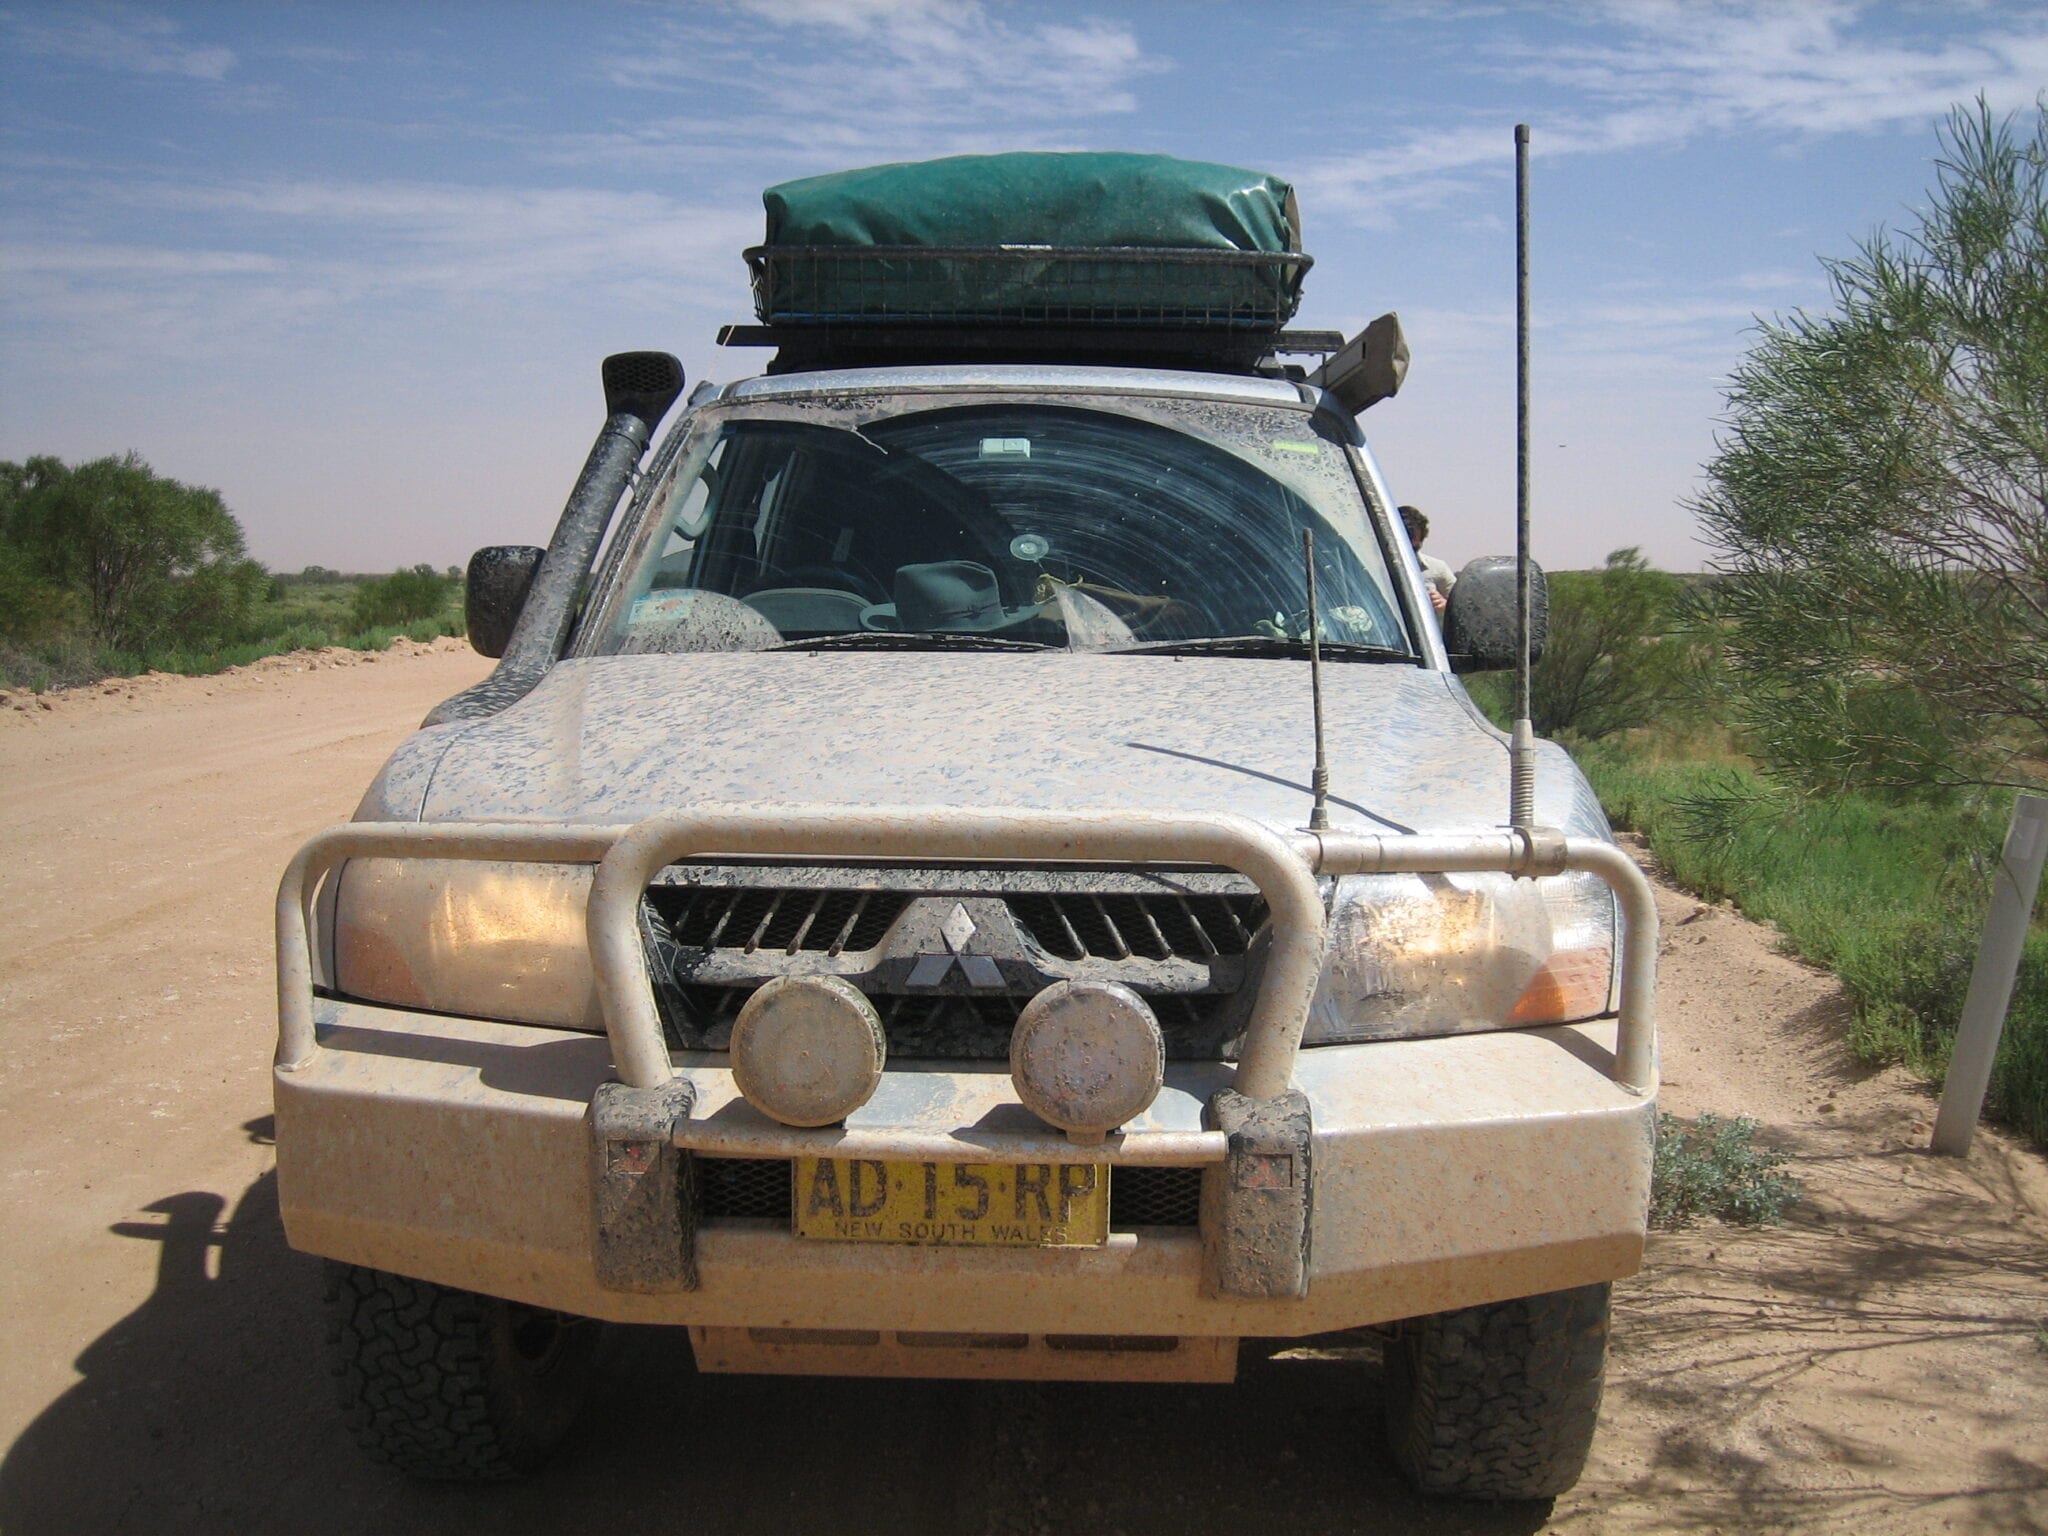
[726,244,1335,375]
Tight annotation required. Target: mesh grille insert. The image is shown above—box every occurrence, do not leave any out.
[697,1157,793,1221]
[747,244,1308,329]
[1044,1334,1183,1353]
[1109,1165,1203,1228]
[603,353,681,397]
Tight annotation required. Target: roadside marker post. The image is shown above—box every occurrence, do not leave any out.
[1931,793,2048,1157]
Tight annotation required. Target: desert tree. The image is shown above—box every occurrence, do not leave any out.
[1531,548,1688,742]
[1696,98,2048,796]
[353,563,455,628]
[1464,548,1689,743]
[10,453,267,653]
[0,458,78,644]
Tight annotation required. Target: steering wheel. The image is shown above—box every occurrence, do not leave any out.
[748,563,889,604]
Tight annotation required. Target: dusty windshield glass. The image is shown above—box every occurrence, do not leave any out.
[593,399,1414,659]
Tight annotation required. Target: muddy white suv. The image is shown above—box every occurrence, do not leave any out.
[274,158,1657,1501]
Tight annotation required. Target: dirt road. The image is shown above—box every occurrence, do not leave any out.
[2,645,2043,1534]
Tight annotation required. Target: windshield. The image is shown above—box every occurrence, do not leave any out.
[590,397,1415,660]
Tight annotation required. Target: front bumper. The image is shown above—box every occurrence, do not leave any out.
[274,808,1659,1347]
[275,999,1653,1335]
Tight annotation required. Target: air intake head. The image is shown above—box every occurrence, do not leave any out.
[601,351,686,431]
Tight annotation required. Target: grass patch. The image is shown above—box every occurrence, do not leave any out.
[1582,737,2048,1147]
[102,615,465,678]
[1651,1111,1800,1230]
[0,578,465,690]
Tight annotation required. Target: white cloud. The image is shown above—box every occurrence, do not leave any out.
[270,44,361,66]
[0,241,280,276]
[1299,1,2048,227]
[1292,123,1513,229]
[1711,267,1815,292]
[595,0,1159,165]
[1579,298,1776,327]
[0,172,763,378]
[3,6,235,81]
[128,176,755,291]
[1523,0,2047,134]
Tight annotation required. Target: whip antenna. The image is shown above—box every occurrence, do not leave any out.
[1304,527,1331,831]
[1510,123,1538,831]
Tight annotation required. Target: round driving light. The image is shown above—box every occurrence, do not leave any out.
[730,975,885,1127]
[1009,981,1165,1140]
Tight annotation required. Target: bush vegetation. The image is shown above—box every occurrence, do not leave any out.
[353,564,457,629]
[0,454,464,691]
[1459,551,2048,1148]
[1467,547,1696,742]
[1584,743,2048,1145]
[1470,101,2048,1150]
[1,453,266,654]
[1695,99,2047,799]
[1650,1112,1800,1230]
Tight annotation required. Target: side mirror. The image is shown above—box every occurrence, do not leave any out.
[465,545,544,659]
[1442,555,1548,673]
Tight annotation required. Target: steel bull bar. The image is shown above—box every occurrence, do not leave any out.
[276,811,1658,1301]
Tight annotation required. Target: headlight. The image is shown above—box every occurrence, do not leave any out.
[1304,868,1617,1044]
[331,859,602,1030]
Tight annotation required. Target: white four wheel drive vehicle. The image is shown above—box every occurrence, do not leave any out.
[274,153,1658,1500]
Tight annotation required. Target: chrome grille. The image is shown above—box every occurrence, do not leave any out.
[645,885,910,955]
[1004,892,1265,961]
[642,865,1263,1060]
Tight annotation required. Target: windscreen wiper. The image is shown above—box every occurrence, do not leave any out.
[1108,636,1416,662]
[767,631,1057,654]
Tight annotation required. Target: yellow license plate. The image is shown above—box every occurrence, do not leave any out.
[792,1158,1109,1247]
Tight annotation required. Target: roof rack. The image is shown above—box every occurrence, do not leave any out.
[718,321,1343,376]
[728,243,1323,375]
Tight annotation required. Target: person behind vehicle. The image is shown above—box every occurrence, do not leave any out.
[1399,505,1455,615]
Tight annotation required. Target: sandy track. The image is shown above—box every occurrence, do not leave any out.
[0,646,2043,1534]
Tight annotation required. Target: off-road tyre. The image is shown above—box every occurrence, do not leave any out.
[324,1262,600,1480]
[1384,1281,1609,1500]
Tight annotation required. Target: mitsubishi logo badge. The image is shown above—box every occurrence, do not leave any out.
[906,903,1005,988]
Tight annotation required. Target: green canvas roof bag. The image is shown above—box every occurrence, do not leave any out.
[752,151,1307,327]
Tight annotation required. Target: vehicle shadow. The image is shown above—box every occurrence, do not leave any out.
[0,1121,1550,1536]
[1600,1167,2048,1532]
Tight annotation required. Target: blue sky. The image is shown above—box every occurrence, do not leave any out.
[2,2,2044,573]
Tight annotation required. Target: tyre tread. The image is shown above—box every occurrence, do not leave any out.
[324,1262,593,1481]
[1386,1282,1609,1500]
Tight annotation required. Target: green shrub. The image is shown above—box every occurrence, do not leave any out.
[0,538,77,645]
[6,452,266,652]
[1586,740,2048,1146]
[352,564,455,629]
[1465,548,1694,742]
[0,457,470,689]
[1695,101,2048,799]
[1651,1112,1800,1230]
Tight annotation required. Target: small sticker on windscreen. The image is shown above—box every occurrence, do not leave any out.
[980,438,1031,458]
[1269,440,1321,455]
